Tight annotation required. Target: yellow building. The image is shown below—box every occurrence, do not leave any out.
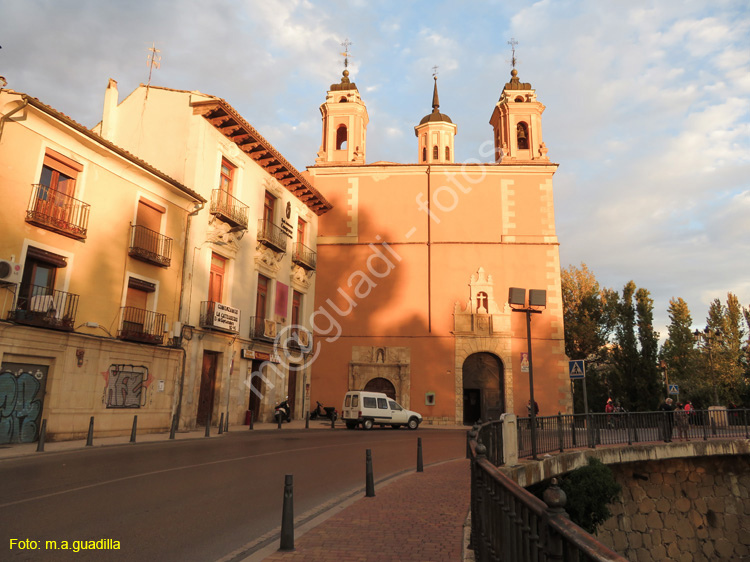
[0,88,204,442]
[96,81,331,428]
[307,68,569,424]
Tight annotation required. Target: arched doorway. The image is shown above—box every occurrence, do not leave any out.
[364,377,396,400]
[462,353,503,424]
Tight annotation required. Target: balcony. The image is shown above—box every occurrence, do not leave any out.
[248,316,279,342]
[257,219,287,253]
[26,184,90,240]
[210,189,249,231]
[128,224,173,267]
[9,283,79,331]
[286,327,313,352]
[117,307,166,345]
[200,301,240,334]
[292,242,316,271]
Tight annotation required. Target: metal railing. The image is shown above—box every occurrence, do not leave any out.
[257,219,287,253]
[10,283,79,331]
[291,242,316,270]
[26,184,90,240]
[117,306,166,344]
[248,315,279,341]
[128,224,173,267]
[515,409,750,459]
[210,189,249,230]
[469,422,629,562]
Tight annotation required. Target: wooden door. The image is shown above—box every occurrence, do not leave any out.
[197,352,218,426]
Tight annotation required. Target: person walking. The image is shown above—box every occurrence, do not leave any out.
[605,398,615,428]
[675,402,689,441]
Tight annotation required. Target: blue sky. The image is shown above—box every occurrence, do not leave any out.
[2,0,749,339]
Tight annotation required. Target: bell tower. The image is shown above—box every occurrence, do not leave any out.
[414,75,457,164]
[489,68,549,163]
[315,67,369,166]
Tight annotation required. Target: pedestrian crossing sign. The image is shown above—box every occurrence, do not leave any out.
[668,384,679,395]
[569,360,585,379]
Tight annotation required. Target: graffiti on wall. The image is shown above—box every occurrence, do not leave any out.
[0,362,48,444]
[104,365,148,408]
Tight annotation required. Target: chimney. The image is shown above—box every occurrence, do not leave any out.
[100,78,118,140]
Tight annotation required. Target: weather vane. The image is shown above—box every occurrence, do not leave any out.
[507,37,518,69]
[432,65,439,79]
[340,38,352,68]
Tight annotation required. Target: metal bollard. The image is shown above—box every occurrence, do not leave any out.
[224,412,229,433]
[36,419,47,452]
[365,449,375,497]
[279,475,295,551]
[205,413,211,438]
[130,415,138,443]
[248,411,254,430]
[277,412,282,429]
[330,415,335,429]
[219,413,224,435]
[416,437,424,472]
[169,414,177,440]
[305,411,309,429]
[86,416,94,446]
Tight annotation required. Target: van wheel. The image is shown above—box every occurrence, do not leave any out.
[346,421,357,429]
[362,419,374,430]
[407,418,419,430]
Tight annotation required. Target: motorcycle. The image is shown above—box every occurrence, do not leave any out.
[309,400,338,422]
[274,399,291,423]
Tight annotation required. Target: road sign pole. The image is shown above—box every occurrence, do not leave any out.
[583,374,589,417]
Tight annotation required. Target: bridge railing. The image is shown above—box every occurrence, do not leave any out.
[468,423,628,562]
[515,409,750,460]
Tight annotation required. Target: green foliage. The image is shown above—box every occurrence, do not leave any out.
[527,458,621,534]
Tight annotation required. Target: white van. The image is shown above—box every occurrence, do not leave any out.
[342,391,422,430]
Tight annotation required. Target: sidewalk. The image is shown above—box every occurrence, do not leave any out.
[258,458,471,562]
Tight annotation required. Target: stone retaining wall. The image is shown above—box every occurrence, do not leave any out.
[597,455,750,561]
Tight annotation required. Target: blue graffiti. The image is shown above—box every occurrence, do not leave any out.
[0,371,42,444]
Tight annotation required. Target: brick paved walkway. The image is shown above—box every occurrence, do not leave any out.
[263,459,470,562]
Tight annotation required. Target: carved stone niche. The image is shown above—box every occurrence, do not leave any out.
[349,346,412,409]
[453,266,511,335]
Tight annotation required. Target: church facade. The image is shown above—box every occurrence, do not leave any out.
[306,68,570,424]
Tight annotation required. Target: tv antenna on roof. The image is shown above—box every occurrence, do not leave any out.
[340,38,352,68]
[145,42,161,99]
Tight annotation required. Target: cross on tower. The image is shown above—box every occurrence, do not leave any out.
[340,38,352,68]
[507,38,518,69]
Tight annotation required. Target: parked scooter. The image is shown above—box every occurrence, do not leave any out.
[309,400,338,422]
[274,399,291,423]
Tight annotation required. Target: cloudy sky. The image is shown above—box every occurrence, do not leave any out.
[2,0,749,339]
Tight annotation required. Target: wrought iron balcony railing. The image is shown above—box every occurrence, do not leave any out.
[26,184,90,240]
[292,242,316,270]
[199,300,240,333]
[210,189,249,231]
[10,283,79,331]
[248,316,279,341]
[117,306,166,345]
[257,219,287,253]
[128,224,173,267]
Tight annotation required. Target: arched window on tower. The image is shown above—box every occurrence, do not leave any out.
[339,96,348,102]
[336,125,348,150]
[433,146,438,160]
[445,147,450,161]
[422,147,427,162]
[476,291,489,313]
[516,122,529,150]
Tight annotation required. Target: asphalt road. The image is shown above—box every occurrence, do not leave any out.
[0,428,466,562]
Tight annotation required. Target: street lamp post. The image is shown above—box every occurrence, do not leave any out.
[509,287,546,461]
[694,327,723,406]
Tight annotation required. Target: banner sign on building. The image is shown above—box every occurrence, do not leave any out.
[212,302,240,332]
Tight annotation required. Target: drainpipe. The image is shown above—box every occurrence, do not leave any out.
[0,97,29,143]
[173,201,204,430]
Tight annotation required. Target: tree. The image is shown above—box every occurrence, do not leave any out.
[560,264,613,412]
[660,298,700,401]
[609,281,660,411]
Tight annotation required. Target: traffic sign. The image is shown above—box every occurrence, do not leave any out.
[569,360,585,379]
[668,384,679,395]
